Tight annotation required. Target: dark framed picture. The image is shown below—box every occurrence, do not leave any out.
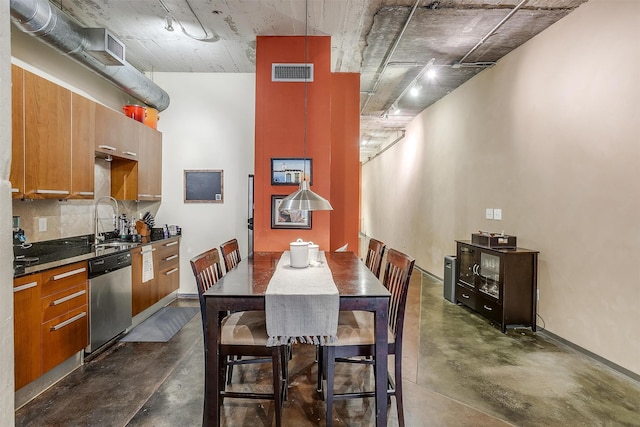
[271,158,312,186]
[184,170,224,203]
[271,195,312,229]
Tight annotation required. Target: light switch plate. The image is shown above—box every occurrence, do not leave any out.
[493,209,502,220]
[38,217,47,232]
[485,208,494,220]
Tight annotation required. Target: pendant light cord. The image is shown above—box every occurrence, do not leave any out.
[303,0,308,178]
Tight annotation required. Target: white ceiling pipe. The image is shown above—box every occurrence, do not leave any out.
[10,0,170,111]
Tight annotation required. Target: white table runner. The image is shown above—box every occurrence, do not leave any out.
[265,251,339,346]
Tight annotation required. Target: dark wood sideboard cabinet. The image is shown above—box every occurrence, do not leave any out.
[455,240,539,333]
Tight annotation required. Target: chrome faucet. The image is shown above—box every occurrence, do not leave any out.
[94,196,119,246]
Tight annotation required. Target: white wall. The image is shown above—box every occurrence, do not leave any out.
[1,1,15,424]
[362,0,640,375]
[152,73,256,295]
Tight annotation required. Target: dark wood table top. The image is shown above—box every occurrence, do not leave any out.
[203,251,390,299]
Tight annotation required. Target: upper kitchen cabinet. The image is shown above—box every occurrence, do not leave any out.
[70,94,95,199]
[23,70,72,199]
[137,125,162,201]
[95,103,139,161]
[10,64,24,199]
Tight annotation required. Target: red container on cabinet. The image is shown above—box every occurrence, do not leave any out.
[122,104,145,122]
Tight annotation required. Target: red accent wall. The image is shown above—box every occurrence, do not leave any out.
[254,36,360,253]
[330,73,360,253]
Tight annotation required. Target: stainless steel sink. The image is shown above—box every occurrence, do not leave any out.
[95,241,138,249]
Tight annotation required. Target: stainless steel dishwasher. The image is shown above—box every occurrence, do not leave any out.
[86,250,132,354]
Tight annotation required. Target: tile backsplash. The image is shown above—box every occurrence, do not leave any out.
[12,159,160,244]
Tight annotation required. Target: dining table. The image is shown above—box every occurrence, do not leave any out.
[203,251,391,426]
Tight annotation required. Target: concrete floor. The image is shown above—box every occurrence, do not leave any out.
[15,271,640,426]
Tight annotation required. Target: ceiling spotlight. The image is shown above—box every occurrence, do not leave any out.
[410,85,421,96]
[165,15,175,31]
[392,103,400,115]
[427,68,437,79]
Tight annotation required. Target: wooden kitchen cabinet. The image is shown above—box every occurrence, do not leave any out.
[10,64,25,199]
[131,245,157,316]
[137,126,163,201]
[70,93,95,199]
[131,238,180,316]
[156,238,180,299]
[94,103,139,161]
[13,273,42,391]
[23,70,72,199]
[40,262,88,374]
[455,241,538,333]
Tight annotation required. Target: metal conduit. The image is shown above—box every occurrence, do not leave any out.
[10,0,170,111]
[455,0,529,66]
[360,0,422,114]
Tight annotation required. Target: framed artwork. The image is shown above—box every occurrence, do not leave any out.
[271,158,312,186]
[184,170,224,203]
[271,195,312,229]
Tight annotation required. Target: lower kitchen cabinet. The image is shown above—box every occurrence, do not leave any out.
[455,241,539,333]
[13,273,41,391]
[156,239,180,299]
[39,262,89,374]
[13,261,88,390]
[131,237,181,316]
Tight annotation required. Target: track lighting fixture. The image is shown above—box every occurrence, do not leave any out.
[165,15,174,32]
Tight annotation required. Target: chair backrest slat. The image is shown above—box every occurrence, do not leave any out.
[364,238,386,278]
[190,247,224,335]
[220,238,241,272]
[382,248,415,341]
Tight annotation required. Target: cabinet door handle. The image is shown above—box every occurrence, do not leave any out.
[52,267,86,281]
[482,304,493,311]
[98,145,116,151]
[11,188,19,193]
[123,151,137,157]
[35,189,70,195]
[164,255,178,261]
[51,290,86,306]
[165,267,179,276]
[50,312,86,331]
[76,191,94,196]
[14,281,38,293]
[165,241,178,247]
[138,194,153,198]
[154,195,162,198]
[461,293,470,299]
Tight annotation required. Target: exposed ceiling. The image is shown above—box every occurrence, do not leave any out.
[43,0,586,160]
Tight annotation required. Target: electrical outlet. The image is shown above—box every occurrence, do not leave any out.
[493,208,502,220]
[38,217,47,232]
[485,208,494,220]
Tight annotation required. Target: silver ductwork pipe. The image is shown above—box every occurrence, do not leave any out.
[10,0,170,111]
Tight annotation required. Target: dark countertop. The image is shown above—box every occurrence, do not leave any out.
[13,234,180,278]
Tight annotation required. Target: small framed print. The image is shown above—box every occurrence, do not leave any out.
[184,170,224,203]
[271,195,312,229]
[271,158,312,186]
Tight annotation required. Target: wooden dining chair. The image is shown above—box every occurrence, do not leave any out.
[190,248,285,426]
[364,238,386,278]
[220,238,241,273]
[320,248,415,427]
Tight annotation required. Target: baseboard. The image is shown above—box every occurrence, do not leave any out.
[540,330,640,384]
[177,293,198,299]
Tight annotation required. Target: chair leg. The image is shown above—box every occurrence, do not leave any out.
[394,352,405,427]
[280,344,289,401]
[226,356,234,385]
[325,346,335,427]
[316,345,324,394]
[272,347,283,427]
[219,352,227,405]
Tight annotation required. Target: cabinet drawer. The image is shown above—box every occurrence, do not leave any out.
[455,285,476,310]
[477,295,502,324]
[41,305,88,374]
[41,262,88,297]
[41,284,87,323]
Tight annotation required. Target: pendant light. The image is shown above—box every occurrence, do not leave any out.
[278,0,333,212]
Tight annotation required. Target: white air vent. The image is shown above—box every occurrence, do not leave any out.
[272,63,314,82]
[85,28,126,66]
